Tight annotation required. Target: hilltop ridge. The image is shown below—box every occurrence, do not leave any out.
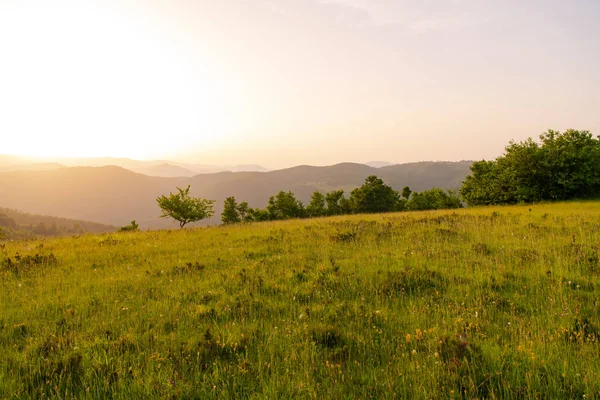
[0,161,473,228]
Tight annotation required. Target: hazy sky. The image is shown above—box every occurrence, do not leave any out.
[1,0,599,168]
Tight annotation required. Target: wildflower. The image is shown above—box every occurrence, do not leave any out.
[411,349,417,355]
[415,329,423,340]
[405,333,411,343]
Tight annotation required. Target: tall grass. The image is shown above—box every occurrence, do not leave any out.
[1,202,599,398]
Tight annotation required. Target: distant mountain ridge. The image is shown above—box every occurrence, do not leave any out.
[365,161,393,168]
[0,161,473,229]
[0,154,270,176]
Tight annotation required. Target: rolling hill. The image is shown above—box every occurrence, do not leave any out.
[0,206,117,237]
[1,202,599,397]
[0,161,473,229]
[133,163,198,178]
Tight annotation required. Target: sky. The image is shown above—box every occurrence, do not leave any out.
[0,0,599,168]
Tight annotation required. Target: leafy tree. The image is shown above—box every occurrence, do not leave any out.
[237,202,250,222]
[157,185,215,228]
[537,129,600,199]
[222,197,241,224]
[401,186,412,200]
[461,129,600,205]
[222,197,252,224]
[247,208,271,222]
[349,175,401,213]
[407,188,462,211]
[266,191,305,220]
[119,220,140,232]
[325,190,346,216]
[339,196,353,214]
[306,191,326,217]
[459,160,502,206]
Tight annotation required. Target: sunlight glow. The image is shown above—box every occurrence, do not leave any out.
[0,1,231,159]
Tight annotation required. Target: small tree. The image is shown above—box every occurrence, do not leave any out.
[237,201,250,222]
[222,197,241,224]
[407,188,462,211]
[266,191,305,220]
[349,175,401,213]
[306,191,326,217]
[119,220,140,232]
[325,190,346,216]
[401,186,412,200]
[157,185,215,228]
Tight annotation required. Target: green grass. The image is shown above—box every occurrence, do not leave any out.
[1,201,600,398]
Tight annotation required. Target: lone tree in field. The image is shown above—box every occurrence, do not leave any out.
[157,186,215,228]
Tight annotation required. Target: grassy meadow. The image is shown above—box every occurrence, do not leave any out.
[1,202,600,398]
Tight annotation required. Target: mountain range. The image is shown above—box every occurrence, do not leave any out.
[0,155,270,177]
[0,160,473,229]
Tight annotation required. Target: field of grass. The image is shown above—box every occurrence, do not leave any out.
[1,202,600,398]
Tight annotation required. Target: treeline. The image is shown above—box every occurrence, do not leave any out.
[221,175,462,224]
[460,129,600,205]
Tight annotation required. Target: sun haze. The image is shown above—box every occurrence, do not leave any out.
[1,0,599,167]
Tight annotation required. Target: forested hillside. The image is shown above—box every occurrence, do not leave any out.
[0,161,472,228]
[0,207,116,239]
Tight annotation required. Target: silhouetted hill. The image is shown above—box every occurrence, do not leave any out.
[0,206,117,237]
[0,162,65,172]
[226,164,270,172]
[377,161,473,190]
[134,163,197,177]
[0,161,473,229]
[0,154,269,176]
[365,161,393,168]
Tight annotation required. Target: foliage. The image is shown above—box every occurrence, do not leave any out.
[461,129,600,205]
[266,191,305,220]
[406,188,463,211]
[119,220,140,232]
[221,197,251,224]
[2,202,600,398]
[157,185,215,228]
[349,175,402,213]
[306,191,326,217]
[229,176,460,224]
[401,186,412,200]
[221,197,241,224]
[325,190,348,216]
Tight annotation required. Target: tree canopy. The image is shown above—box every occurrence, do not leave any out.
[460,129,600,205]
[157,186,215,228]
[349,175,402,213]
[220,175,462,223]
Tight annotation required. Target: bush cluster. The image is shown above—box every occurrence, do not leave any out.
[221,175,462,224]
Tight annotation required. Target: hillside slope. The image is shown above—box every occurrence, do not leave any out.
[0,207,116,237]
[1,202,599,398]
[0,161,473,228]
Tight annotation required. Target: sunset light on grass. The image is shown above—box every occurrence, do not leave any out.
[1,1,600,398]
